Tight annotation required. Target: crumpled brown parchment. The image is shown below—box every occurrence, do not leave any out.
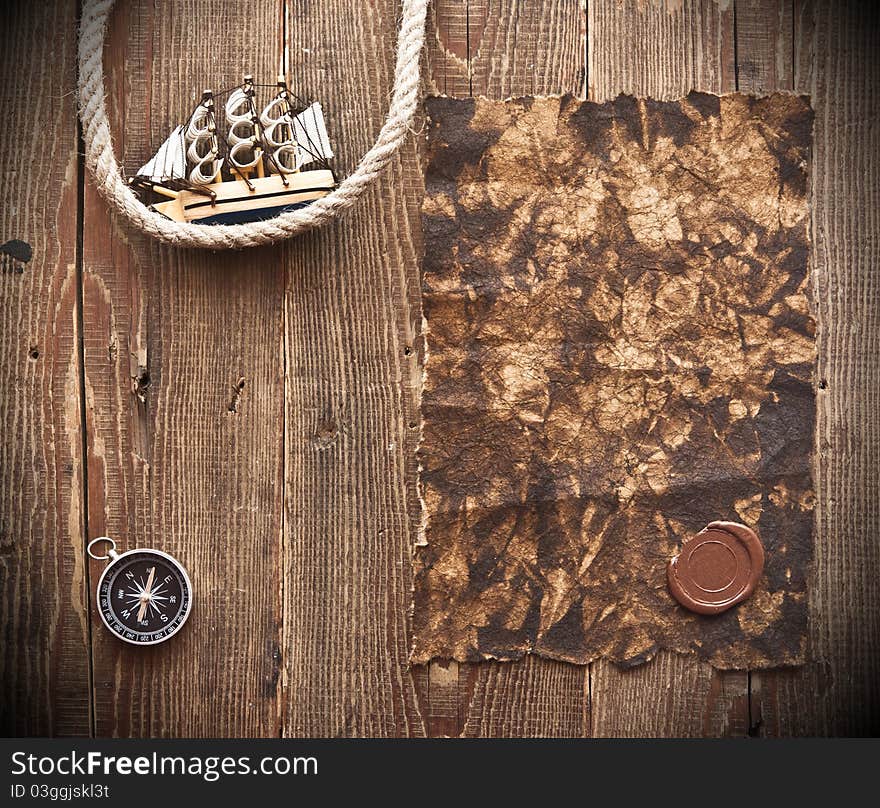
[414,92,814,669]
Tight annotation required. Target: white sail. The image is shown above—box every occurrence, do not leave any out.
[291,103,333,165]
[227,120,253,147]
[225,89,260,171]
[225,89,252,125]
[185,102,223,185]
[136,126,187,182]
[186,105,212,138]
[259,96,290,147]
[228,141,260,171]
[260,98,332,173]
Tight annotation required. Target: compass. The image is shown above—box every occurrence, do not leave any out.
[87,537,193,645]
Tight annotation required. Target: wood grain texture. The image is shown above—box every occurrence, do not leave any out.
[281,0,425,737]
[428,0,585,98]
[82,0,286,737]
[415,0,589,737]
[588,0,735,100]
[428,0,470,96]
[0,0,90,737]
[467,0,585,98]
[416,658,589,737]
[734,0,793,92]
[2,0,876,738]
[587,0,750,737]
[752,0,880,736]
[592,655,749,736]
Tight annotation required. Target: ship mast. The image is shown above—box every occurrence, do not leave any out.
[244,74,291,186]
[261,77,334,173]
[225,75,292,187]
[185,90,223,186]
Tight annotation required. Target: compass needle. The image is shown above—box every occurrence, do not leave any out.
[137,566,156,623]
[90,537,192,645]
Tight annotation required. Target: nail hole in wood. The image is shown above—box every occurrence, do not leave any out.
[228,377,246,413]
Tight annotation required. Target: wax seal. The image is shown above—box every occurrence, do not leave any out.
[667,521,764,615]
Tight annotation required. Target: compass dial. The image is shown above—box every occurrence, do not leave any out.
[97,549,192,645]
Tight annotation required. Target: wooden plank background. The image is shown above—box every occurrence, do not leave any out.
[0,0,877,737]
[0,0,90,737]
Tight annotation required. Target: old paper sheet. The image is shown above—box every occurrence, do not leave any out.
[414,93,814,669]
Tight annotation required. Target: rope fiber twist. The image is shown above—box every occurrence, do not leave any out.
[78,0,428,249]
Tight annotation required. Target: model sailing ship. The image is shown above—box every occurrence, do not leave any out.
[130,75,335,225]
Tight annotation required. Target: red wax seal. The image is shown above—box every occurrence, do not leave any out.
[667,521,764,615]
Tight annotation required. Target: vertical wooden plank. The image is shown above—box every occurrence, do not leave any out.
[792,0,815,89]
[418,659,590,738]
[752,0,880,736]
[587,0,749,737]
[588,0,735,100]
[281,0,425,737]
[0,0,90,737]
[733,0,794,92]
[428,1,584,98]
[415,2,590,737]
[457,659,590,737]
[468,0,585,98]
[593,654,749,736]
[428,0,470,96]
[82,0,285,737]
[592,657,748,737]
[719,0,738,92]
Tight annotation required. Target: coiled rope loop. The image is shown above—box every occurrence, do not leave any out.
[78,0,427,249]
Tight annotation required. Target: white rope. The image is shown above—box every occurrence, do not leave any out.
[78,0,427,249]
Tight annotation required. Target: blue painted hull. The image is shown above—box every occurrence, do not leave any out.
[192,201,312,226]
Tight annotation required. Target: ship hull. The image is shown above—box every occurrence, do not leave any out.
[151,169,335,225]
